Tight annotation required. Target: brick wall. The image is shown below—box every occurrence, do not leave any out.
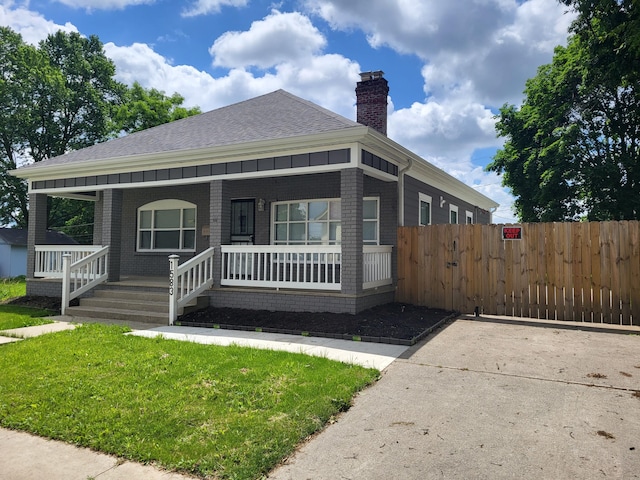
[205,286,395,314]
[356,76,389,135]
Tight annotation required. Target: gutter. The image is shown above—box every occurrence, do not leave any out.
[397,157,413,226]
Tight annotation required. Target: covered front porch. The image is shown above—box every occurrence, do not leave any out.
[31,240,394,322]
[25,162,400,319]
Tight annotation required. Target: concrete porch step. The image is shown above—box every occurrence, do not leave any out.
[65,305,168,325]
[80,296,170,314]
[92,289,168,303]
[62,287,171,325]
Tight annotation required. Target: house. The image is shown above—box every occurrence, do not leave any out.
[11,72,498,322]
[0,229,76,278]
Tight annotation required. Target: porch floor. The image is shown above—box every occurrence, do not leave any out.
[107,276,168,288]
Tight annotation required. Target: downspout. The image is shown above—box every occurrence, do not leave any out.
[398,157,413,226]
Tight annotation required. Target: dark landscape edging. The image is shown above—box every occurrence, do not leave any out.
[176,312,459,346]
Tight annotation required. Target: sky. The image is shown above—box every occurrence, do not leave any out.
[0,0,576,223]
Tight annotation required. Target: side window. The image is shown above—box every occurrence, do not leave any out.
[419,193,432,226]
[137,199,196,252]
[363,197,379,245]
[466,210,474,224]
[449,204,458,224]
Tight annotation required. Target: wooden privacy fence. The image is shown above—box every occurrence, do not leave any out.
[397,222,640,326]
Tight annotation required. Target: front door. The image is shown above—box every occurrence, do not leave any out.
[231,199,255,245]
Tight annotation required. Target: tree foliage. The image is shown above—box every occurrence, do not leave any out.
[114,81,201,133]
[488,0,640,221]
[0,27,201,240]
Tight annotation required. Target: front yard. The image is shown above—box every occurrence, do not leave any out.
[0,322,378,479]
[0,278,54,330]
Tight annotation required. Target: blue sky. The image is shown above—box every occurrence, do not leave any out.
[1,0,576,222]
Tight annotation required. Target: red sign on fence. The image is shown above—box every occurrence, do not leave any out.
[502,226,522,240]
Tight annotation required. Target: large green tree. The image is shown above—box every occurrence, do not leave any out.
[0,28,201,241]
[488,0,640,221]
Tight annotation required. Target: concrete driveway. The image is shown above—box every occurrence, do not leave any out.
[269,316,640,480]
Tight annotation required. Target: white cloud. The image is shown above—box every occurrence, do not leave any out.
[182,0,248,17]
[210,10,326,69]
[305,0,573,106]
[0,3,77,44]
[53,0,156,10]
[104,41,360,118]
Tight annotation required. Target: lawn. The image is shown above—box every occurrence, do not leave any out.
[0,323,379,479]
[0,278,55,330]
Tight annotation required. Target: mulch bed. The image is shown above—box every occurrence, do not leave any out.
[178,303,456,345]
[5,296,456,346]
[5,296,63,313]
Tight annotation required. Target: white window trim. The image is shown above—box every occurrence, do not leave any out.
[270,197,380,245]
[466,210,474,224]
[418,193,432,226]
[137,199,197,252]
[449,204,459,224]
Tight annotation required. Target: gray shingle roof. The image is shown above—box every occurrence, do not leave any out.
[26,90,361,169]
[0,229,77,246]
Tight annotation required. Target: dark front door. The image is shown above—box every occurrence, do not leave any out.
[231,199,255,245]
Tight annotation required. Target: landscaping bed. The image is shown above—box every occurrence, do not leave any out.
[179,302,456,345]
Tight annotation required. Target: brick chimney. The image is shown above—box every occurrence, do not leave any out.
[356,71,389,135]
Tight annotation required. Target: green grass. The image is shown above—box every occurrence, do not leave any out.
[0,278,55,330]
[0,277,26,301]
[0,305,55,331]
[0,323,379,479]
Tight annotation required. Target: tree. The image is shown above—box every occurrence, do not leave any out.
[0,28,201,241]
[488,0,640,221]
[114,81,201,133]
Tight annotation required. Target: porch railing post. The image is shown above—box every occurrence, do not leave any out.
[168,254,180,325]
[61,254,71,315]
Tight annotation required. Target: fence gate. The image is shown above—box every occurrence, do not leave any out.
[397,222,640,326]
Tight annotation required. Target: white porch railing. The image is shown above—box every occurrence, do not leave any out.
[35,245,104,278]
[221,245,342,291]
[363,245,393,289]
[61,246,109,315]
[169,247,215,325]
[221,245,393,291]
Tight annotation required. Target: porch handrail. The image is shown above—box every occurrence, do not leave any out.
[35,245,104,278]
[363,245,393,289]
[169,247,215,325]
[61,246,109,315]
[221,245,342,291]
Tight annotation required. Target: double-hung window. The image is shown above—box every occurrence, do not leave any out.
[363,198,379,245]
[450,204,459,224]
[137,199,196,252]
[419,193,432,226]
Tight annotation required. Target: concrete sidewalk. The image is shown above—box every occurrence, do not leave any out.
[269,316,640,479]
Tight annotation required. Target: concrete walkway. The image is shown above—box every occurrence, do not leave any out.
[269,316,640,479]
[1,315,638,479]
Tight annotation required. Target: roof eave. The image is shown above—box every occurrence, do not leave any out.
[359,129,499,211]
[11,126,371,181]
